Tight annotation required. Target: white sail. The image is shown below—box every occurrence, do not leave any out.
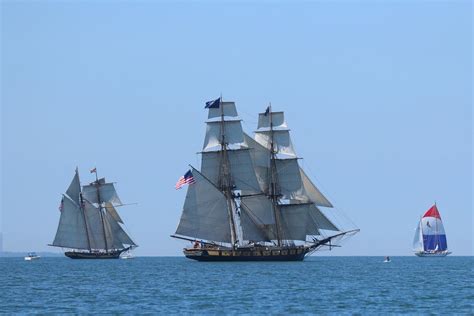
[243,133,271,191]
[83,200,106,250]
[201,149,262,195]
[275,159,306,202]
[254,130,297,159]
[82,182,123,206]
[278,203,339,241]
[51,195,89,249]
[240,195,275,226]
[175,102,356,247]
[257,111,287,130]
[105,202,124,224]
[308,204,339,232]
[279,204,312,241]
[208,101,239,120]
[300,168,333,208]
[239,207,274,242]
[413,219,423,252]
[175,169,232,243]
[202,121,245,152]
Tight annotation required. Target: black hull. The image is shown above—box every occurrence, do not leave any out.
[184,247,308,262]
[65,249,125,259]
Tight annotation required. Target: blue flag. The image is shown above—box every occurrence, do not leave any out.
[264,106,270,116]
[205,97,221,109]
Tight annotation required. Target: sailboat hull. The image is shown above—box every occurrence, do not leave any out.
[415,251,451,257]
[183,247,308,262]
[65,249,125,259]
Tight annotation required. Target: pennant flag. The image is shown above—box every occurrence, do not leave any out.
[175,170,196,189]
[205,97,221,109]
[90,167,97,174]
[264,106,270,116]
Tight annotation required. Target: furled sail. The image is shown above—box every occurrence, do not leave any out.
[82,181,123,206]
[52,195,89,249]
[175,169,232,243]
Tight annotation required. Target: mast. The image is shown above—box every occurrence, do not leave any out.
[268,104,283,247]
[94,169,109,253]
[77,168,92,252]
[79,193,93,251]
[217,97,238,247]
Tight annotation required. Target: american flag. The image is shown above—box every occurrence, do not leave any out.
[175,170,196,189]
[58,197,64,212]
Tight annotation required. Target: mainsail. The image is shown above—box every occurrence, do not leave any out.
[412,219,424,252]
[175,100,352,249]
[52,195,90,250]
[51,169,136,252]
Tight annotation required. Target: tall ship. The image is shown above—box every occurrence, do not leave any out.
[413,204,451,257]
[172,98,359,261]
[50,168,137,259]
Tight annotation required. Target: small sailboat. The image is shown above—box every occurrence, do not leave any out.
[24,252,40,261]
[50,168,137,259]
[120,250,134,259]
[413,204,451,257]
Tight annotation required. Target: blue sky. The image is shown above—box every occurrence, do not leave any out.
[1,1,472,256]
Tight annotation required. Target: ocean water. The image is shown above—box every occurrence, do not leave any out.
[1,256,472,314]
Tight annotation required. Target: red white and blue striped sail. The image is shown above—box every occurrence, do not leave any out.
[414,205,448,252]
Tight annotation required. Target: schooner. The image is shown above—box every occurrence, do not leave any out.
[172,98,359,261]
[50,168,137,259]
